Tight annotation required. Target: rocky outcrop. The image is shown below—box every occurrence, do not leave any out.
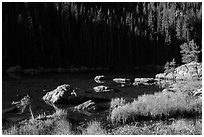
[133,78,157,86]
[155,61,202,80]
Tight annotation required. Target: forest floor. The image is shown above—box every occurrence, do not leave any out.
[2,79,202,135]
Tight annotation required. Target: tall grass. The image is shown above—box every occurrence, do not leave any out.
[3,110,71,135]
[110,90,202,123]
[111,118,202,135]
[110,98,127,110]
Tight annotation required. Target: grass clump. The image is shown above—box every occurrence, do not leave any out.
[3,118,54,135]
[82,121,108,135]
[3,110,72,135]
[110,98,127,110]
[110,90,201,123]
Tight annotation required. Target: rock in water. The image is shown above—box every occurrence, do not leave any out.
[42,84,85,104]
[93,85,113,92]
[133,78,157,85]
[113,78,131,84]
[74,100,96,112]
[94,75,105,83]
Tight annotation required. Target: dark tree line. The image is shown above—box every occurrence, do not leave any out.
[2,2,202,70]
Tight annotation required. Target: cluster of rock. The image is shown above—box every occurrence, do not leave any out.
[42,84,116,105]
[155,61,202,98]
[156,61,202,80]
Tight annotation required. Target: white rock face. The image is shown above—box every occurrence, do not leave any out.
[42,84,83,104]
[155,61,202,80]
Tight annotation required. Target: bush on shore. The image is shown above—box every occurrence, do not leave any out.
[110,90,202,123]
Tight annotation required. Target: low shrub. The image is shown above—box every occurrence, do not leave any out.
[110,90,202,123]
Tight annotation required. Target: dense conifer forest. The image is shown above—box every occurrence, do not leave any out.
[2,2,202,70]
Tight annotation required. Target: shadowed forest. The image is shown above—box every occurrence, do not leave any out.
[2,2,202,70]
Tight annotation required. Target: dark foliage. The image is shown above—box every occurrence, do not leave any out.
[2,2,202,70]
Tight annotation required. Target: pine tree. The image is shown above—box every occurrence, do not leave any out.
[180,39,200,63]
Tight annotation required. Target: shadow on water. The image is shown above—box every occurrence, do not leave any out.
[2,71,161,126]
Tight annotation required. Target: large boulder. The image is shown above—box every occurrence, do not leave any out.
[42,84,85,104]
[174,61,202,80]
[155,61,202,80]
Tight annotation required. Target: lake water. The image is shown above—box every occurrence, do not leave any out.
[2,71,161,124]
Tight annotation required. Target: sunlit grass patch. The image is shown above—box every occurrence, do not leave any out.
[111,118,202,135]
[2,109,71,135]
[82,121,108,135]
[53,119,72,135]
[110,90,202,123]
[110,98,127,110]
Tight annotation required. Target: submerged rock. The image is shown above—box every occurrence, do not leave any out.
[6,65,21,73]
[23,68,40,75]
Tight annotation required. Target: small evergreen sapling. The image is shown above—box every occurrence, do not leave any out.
[164,58,176,80]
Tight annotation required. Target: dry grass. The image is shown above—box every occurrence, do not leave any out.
[110,90,202,123]
[111,118,202,135]
[3,110,71,135]
[81,121,108,135]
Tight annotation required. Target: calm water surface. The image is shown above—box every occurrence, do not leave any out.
[2,72,161,123]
